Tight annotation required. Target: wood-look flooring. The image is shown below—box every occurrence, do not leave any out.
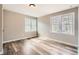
[3,37,78,55]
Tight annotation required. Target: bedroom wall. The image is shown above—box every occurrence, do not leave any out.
[38,7,78,46]
[0,4,2,53]
[3,10,37,43]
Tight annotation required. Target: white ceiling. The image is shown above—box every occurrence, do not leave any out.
[3,4,78,17]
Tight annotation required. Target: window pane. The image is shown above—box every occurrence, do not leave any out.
[31,25,36,31]
[61,13,74,34]
[62,15,69,32]
[25,17,37,32]
[51,12,74,35]
[25,17,31,25]
[31,18,36,26]
[25,17,31,32]
[52,24,60,32]
[31,18,36,31]
[25,25,31,32]
[51,15,61,32]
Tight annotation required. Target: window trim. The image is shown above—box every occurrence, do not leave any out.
[50,12,75,35]
[25,17,37,32]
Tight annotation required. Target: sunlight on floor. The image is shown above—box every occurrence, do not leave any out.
[23,40,34,55]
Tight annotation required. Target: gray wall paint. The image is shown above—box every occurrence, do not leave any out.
[0,5,2,52]
[3,10,37,42]
[38,7,78,46]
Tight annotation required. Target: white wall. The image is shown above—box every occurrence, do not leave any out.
[0,4,2,53]
[3,10,37,43]
[38,7,78,46]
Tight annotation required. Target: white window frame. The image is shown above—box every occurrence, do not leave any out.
[25,17,37,32]
[50,12,75,35]
[61,12,75,35]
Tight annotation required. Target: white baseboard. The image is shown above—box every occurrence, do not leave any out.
[49,37,77,47]
[39,37,77,47]
[3,37,28,43]
[3,36,37,44]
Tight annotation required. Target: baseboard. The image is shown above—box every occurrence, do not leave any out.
[48,37,77,48]
[39,37,77,48]
[3,37,29,43]
[3,36,38,44]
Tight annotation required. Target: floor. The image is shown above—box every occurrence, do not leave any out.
[3,37,78,55]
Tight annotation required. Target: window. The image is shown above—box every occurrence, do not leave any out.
[25,16,37,32]
[31,18,37,31]
[51,15,61,32]
[51,12,74,35]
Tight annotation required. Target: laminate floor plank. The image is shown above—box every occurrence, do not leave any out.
[3,38,78,55]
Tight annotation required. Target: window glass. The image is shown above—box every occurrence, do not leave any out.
[51,12,74,35]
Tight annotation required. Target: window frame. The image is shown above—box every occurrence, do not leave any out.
[25,17,37,32]
[50,12,75,35]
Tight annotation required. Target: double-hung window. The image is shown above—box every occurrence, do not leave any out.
[51,12,74,35]
[25,16,37,32]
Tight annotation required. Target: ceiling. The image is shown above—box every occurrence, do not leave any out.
[3,4,78,17]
